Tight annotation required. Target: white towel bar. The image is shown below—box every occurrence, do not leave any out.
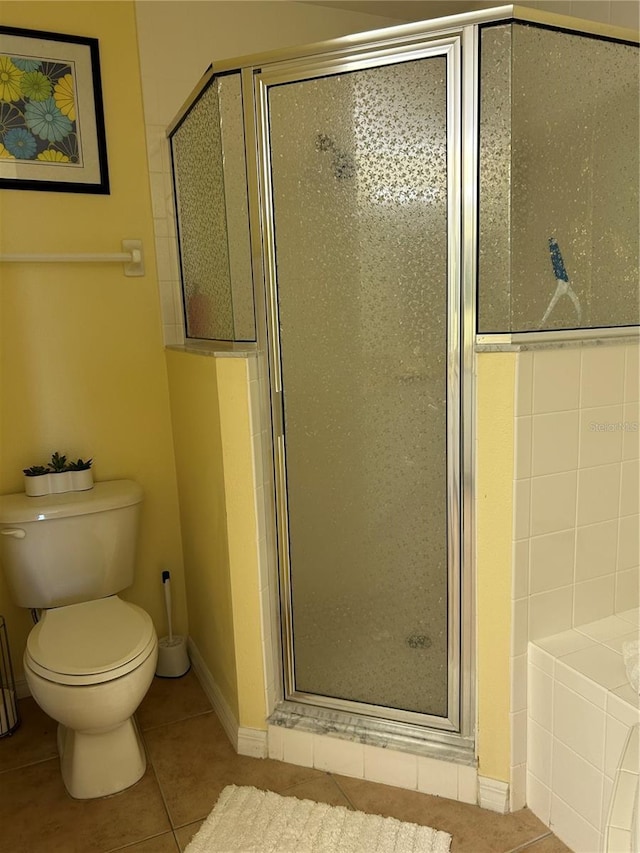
[0,239,144,277]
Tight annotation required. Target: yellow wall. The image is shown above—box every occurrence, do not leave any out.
[0,1,186,678]
[216,358,265,730]
[475,351,516,782]
[165,350,239,721]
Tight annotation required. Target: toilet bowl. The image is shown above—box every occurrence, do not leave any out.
[0,479,158,799]
[23,596,158,799]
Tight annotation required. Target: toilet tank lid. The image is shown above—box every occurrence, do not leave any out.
[0,479,143,524]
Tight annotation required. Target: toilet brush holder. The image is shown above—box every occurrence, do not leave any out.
[155,570,189,678]
[156,635,190,678]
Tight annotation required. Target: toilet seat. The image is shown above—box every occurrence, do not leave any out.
[26,596,157,686]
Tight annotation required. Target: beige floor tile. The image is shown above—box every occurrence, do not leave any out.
[143,711,324,827]
[0,698,58,772]
[334,775,550,853]
[107,832,179,852]
[136,671,212,731]
[175,820,204,851]
[516,835,573,853]
[0,758,171,853]
[281,774,354,808]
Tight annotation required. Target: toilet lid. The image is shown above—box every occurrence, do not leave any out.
[26,596,156,680]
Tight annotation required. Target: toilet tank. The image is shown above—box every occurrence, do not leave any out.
[0,480,143,609]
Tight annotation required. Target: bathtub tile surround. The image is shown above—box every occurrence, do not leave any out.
[0,674,571,853]
[510,341,640,817]
[527,614,640,852]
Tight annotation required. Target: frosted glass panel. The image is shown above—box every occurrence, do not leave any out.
[479,25,640,333]
[171,73,255,341]
[269,58,449,717]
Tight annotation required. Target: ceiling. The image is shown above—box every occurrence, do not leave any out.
[303,0,503,22]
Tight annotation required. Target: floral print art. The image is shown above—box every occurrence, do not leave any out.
[0,53,78,164]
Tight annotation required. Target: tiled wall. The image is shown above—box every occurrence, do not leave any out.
[528,625,640,852]
[510,341,640,810]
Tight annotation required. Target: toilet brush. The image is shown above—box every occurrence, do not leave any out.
[155,570,190,678]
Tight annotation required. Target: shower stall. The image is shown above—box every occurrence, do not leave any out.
[168,5,638,767]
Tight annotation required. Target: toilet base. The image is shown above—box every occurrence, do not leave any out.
[58,716,146,799]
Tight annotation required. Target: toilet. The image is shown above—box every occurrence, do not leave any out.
[0,480,158,799]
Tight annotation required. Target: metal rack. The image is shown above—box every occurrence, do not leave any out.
[0,615,20,737]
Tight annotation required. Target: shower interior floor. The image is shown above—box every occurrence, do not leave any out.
[0,669,572,852]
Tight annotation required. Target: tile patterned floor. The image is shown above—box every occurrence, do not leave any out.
[0,671,572,852]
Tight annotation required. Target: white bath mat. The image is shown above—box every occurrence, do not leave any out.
[185,785,452,853]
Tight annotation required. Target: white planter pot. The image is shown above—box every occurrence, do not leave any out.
[24,470,93,497]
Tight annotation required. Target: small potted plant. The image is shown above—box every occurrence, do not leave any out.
[23,452,94,497]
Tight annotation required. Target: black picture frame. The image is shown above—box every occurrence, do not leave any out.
[0,26,109,194]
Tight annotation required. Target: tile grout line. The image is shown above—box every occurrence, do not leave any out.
[137,716,185,851]
[503,830,554,853]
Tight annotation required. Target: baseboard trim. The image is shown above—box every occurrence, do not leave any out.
[478,775,510,813]
[238,726,268,758]
[187,637,267,758]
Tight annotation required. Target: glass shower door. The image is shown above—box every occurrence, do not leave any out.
[260,45,461,727]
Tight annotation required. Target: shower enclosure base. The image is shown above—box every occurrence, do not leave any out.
[268,701,479,805]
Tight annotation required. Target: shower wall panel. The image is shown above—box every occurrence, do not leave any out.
[479,24,640,334]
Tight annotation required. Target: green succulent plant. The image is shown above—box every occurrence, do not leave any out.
[66,458,93,471]
[23,465,49,477]
[48,452,68,473]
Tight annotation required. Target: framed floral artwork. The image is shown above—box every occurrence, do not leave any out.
[0,26,109,193]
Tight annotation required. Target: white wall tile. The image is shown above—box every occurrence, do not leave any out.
[579,406,624,468]
[527,772,551,825]
[577,463,621,526]
[535,629,591,657]
[574,575,615,626]
[313,734,364,778]
[624,345,639,403]
[604,714,630,780]
[514,479,531,540]
[622,403,639,460]
[531,411,579,476]
[620,460,639,517]
[457,765,478,805]
[615,568,640,613]
[559,645,627,691]
[551,739,603,825]
[575,519,617,581]
[512,598,529,657]
[553,682,605,770]
[530,530,575,594]
[581,346,626,409]
[550,793,602,853]
[417,755,458,799]
[529,586,573,640]
[532,349,581,414]
[529,640,555,675]
[513,539,530,601]
[528,719,552,786]
[511,653,528,713]
[267,724,284,760]
[510,762,527,812]
[529,661,554,731]
[607,692,640,728]
[516,351,534,416]
[509,711,528,764]
[363,745,417,789]
[515,415,532,479]
[531,471,577,536]
[555,658,607,709]
[282,728,314,768]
